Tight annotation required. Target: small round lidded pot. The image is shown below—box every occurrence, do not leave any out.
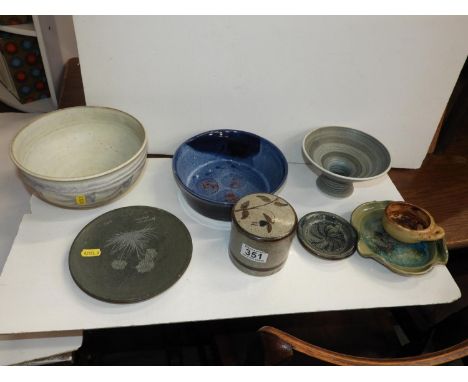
[229,193,297,276]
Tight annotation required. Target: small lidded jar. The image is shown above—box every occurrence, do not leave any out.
[229,193,297,276]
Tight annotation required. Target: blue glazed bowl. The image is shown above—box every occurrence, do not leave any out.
[173,130,288,221]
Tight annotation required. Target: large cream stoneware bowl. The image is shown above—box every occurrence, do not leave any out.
[10,106,147,208]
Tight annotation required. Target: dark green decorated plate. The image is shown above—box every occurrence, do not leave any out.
[351,201,448,276]
[69,206,192,303]
[297,211,357,260]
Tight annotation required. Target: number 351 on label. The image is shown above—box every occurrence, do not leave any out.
[240,243,269,264]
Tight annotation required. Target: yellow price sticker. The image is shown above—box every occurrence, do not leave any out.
[81,249,101,257]
[75,195,87,205]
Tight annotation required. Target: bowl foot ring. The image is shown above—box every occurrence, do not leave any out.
[317,175,353,198]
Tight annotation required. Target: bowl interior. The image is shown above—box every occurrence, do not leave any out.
[11,107,146,179]
[385,202,431,231]
[303,126,391,180]
[173,130,287,204]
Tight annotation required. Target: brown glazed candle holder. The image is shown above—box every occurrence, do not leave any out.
[382,201,445,244]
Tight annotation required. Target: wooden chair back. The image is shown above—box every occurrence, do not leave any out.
[259,326,468,366]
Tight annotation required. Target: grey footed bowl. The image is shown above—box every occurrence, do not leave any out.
[302,126,391,197]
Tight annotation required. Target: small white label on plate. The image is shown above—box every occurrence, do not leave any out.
[240,243,269,263]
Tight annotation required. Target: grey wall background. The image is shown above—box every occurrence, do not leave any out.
[74,16,468,168]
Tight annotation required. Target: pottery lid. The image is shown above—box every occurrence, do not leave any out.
[232,193,297,240]
[297,211,357,260]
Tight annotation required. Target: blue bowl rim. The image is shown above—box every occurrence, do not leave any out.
[172,129,288,208]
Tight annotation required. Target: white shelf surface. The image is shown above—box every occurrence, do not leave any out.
[0,23,36,37]
[0,159,460,335]
[0,113,81,365]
